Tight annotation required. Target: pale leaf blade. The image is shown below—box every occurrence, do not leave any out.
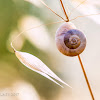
[15,51,65,87]
[19,51,71,87]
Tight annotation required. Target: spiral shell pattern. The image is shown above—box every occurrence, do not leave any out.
[56,22,86,56]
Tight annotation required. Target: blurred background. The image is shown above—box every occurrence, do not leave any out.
[0,0,100,100]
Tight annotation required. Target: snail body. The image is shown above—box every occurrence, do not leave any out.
[55,22,86,56]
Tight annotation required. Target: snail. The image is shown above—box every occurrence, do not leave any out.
[38,0,87,56]
[38,0,86,57]
[55,22,86,56]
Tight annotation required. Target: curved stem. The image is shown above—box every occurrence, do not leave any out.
[10,20,64,52]
[78,55,95,100]
[59,0,69,22]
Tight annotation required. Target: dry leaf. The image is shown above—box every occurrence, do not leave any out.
[15,50,71,88]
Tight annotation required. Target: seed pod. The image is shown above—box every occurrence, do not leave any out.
[15,50,71,88]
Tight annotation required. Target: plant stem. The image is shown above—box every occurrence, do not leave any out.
[78,55,95,100]
[59,0,69,22]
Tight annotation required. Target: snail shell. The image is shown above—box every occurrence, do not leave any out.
[55,22,86,56]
